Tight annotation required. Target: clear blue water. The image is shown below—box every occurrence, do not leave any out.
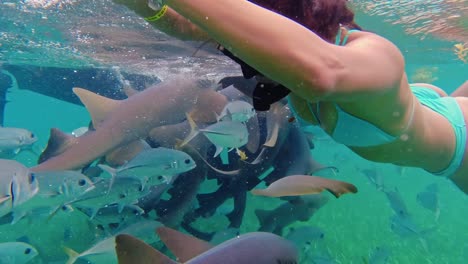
[0,1,467,263]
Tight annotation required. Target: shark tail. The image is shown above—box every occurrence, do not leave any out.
[63,246,80,264]
[179,113,200,147]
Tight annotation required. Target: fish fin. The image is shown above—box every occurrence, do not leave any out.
[63,246,80,264]
[11,209,28,225]
[97,164,117,194]
[16,235,30,244]
[220,148,229,165]
[199,130,232,135]
[213,145,224,158]
[254,209,271,224]
[85,207,99,220]
[0,195,11,204]
[72,87,121,129]
[215,111,222,122]
[38,128,77,163]
[116,234,177,264]
[118,203,126,214]
[28,145,43,157]
[224,109,233,121]
[179,113,199,147]
[156,226,213,262]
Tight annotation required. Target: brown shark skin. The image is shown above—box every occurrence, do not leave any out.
[32,78,216,172]
[116,227,298,264]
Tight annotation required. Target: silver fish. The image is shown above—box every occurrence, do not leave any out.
[0,159,39,218]
[0,127,37,158]
[218,100,256,122]
[285,226,325,248]
[416,183,440,221]
[10,170,95,224]
[72,177,150,218]
[0,242,38,264]
[98,147,196,190]
[383,187,410,218]
[183,114,249,157]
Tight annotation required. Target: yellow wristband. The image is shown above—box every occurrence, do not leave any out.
[145,5,168,22]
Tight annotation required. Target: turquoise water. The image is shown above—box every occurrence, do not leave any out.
[1,1,468,263]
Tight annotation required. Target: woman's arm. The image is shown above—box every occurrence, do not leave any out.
[166,0,405,101]
[114,0,209,40]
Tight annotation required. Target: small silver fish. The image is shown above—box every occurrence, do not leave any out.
[0,159,39,218]
[183,114,249,157]
[218,100,256,122]
[98,147,196,190]
[0,242,38,264]
[416,183,440,221]
[0,127,37,158]
[72,177,149,219]
[11,170,95,224]
[285,226,325,248]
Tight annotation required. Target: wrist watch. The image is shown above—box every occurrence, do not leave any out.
[148,0,165,11]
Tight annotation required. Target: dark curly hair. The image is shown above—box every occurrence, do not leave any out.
[249,0,362,41]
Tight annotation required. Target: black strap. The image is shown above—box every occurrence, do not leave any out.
[218,45,291,111]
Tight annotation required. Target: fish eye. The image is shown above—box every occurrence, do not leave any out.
[30,133,35,138]
[157,176,164,181]
[119,193,126,199]
[24,248,32,255]
[78,179,87,186]
[184,159,191,164]
[29,173,36,184]
[320,233,324,239]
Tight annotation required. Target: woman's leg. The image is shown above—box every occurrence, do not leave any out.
[450,81,468,97]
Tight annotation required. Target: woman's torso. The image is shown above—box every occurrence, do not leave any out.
[289,29,459,174]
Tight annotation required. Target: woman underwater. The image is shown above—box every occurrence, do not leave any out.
[114,0,468,194]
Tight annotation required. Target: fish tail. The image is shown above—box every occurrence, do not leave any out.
[97,164,117,194]
[63,246,80,264]
[179,113,199,147]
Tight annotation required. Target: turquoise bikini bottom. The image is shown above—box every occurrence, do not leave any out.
[411,85,467,177]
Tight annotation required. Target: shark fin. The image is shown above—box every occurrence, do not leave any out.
[116,234,177,264]
[156,226,213,262]
[63,246,80,264]
[72,87,121,129]
[38,128,77,163]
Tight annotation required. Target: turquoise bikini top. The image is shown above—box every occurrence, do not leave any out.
[295,28,414,147]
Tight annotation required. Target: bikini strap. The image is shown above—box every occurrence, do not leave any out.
[400,94,416,134]
[335,28,361,46]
